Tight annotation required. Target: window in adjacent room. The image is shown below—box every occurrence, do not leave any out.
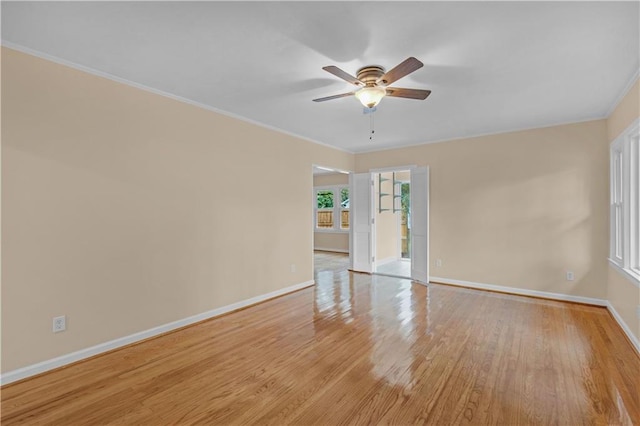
[316,190,334,229]
[314,186,349,231]
[340,187,350,229]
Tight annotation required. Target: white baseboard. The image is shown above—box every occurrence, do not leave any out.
[606,301,640,355]
[430,276,608,306]
[1,280,314,386]
[314,247,349,254]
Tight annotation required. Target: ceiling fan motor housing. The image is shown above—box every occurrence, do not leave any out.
[357,66,386,86]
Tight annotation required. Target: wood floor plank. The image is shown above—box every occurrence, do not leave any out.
[2,251,638,425]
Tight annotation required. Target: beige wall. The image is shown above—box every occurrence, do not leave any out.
[313,173,348,187]
[395,171,410,182]
[313,233,349,253]
[1,47,354,372]
[606,78,640,341]
[607,79,640,142]
[607,268,639,340]
[357,120,610,300]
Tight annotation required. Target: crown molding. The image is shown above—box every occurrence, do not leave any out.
[605,68,640,118]
[1,41,355,155]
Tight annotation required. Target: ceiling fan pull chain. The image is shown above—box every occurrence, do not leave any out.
[370,111,375,141]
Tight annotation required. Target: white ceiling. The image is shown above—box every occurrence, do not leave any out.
[2,2,639,153]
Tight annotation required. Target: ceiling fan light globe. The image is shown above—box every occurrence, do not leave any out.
[355,86,386,108]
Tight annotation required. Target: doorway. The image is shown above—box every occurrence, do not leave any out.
[349,167,429,284]
[373,170,411,279]
[312,165,351,276]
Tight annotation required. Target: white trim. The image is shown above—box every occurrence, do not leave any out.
[1,42,354,155]
[430,276,608,306]
[369,165,417,173]
[609,259,640,288]
[5,43,624,157]
[606,301,640,355]
[314,229,349,234]
[609,118,640,284]
[312,164,351,175]
[314,247,349,254]
[314,185,348,191]
[610,141,625,265]
[605,70,640,119]
[0,280,314,386]
[354,117,605,154]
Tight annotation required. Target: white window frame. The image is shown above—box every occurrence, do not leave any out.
[611,145,624,264]
[629,127,640,277]
[609,118,640,287]
[314,185,349,233]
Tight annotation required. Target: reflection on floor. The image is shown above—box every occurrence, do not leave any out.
[375,258,411,278]
[313,250,411,280]
[3,250,639,424]
[307,250,640,424]
[313,250,349,274]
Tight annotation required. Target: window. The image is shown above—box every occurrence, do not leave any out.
[314,186,349,231]
[630,131,640,276]
[609,118,640,285]
[340,187,350,230]
[611,148,624,263]
[316,190,334,229]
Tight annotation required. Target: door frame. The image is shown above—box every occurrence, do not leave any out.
[365,165,423,279]
[409,166,429,284]
[349,172,375,273]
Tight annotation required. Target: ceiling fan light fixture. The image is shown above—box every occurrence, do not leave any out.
[355,86,386,108]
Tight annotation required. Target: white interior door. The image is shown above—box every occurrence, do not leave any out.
[350,173,374,273]
[410,167,429,284]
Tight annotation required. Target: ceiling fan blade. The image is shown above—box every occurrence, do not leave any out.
[385,87,432,100]
[378,57,424,86]
[312,92,355,102]
[322,66,364,86]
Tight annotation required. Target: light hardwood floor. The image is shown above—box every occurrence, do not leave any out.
[2,251,639,425]
[376,258,411,278]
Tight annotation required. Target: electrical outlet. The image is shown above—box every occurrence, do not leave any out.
[53,315,66,333]
[566,271,575,281]
[290,264,296,273]
[436,259,442,267]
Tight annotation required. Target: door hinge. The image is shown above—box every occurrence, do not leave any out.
[371,218,375,224]
[372,256,375,263]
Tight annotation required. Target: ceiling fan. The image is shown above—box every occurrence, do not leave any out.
[312,57,431,109]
